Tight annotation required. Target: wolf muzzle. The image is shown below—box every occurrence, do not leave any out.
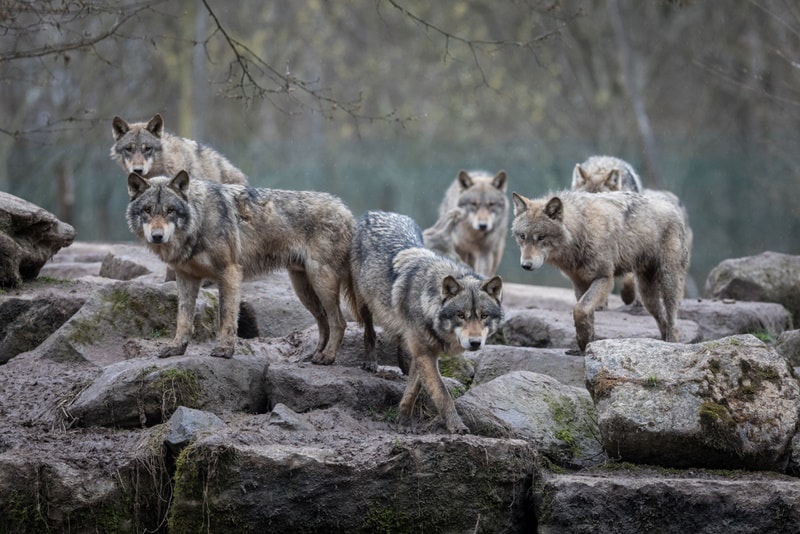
[520,256,545,271]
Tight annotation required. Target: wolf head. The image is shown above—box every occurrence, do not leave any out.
[511,192,571,271]
[111,114,165,176]
[126,171,191,245]
[571,156,641,193]
[455,170,508,232]
[438,274,504,351]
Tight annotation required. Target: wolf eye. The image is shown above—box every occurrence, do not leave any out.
[124,145,134,154]
[166,207,176,215]
[142,206,152,214]
[456,312,466,320]
[536,234,546,242]
[143,145,153,155]
[516,232,526,241]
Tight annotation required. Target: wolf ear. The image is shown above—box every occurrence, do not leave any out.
[511,192,529,216]
[112,117,129,141]
[482,275,503,302]
[169,170,191,199]
[146,114,164,138]
[544,197,564,220]
[605,170,620,190]
[457,170,473,190]
[492,170,508,191]
[572,164,588,188]
[127,173,150,200]
[441,275,463,300]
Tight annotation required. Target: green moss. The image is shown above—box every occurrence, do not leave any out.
[169,444,237,533]
[698,400,742,454]
[366,503,413,533]
[750,330,774,343]
[154,368,202,416]
[643,375,660,388]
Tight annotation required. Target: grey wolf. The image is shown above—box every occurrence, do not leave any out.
[422,207,463,263]
[350,210,504,434]
[111,114,248,185]
[126,171,354,362]
[436,170,509,277]
[511,190,689,353]
[571,155,643,194]
[571,155,694,303]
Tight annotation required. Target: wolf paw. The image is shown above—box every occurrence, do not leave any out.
[158,343,187,358]
[210,345,234,359]
[444,417,469,435]
[564,348,584,356]
[311,351,336,365]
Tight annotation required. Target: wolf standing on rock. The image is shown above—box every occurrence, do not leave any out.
[351,211,504,434]
[511,190,689,353]
[111,113,248,185]
[436,170,509,277]
[126,170,355,362]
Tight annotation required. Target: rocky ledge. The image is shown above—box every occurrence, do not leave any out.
[0,240,799,533]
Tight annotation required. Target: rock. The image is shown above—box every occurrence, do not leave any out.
[502,281,624,311]
[168,432,537,532]
[678,298,791,342]
[267,402,315,431]
[497,307,702,350]
[0,191,75,287]
[36,281,218,366]
[775,329,800,367]
[537,469,800,534]
[472,345,585,388]
[457,371,606,468]
[585,335,800,471]
[98,243,166,282]
[265,362,405,414]
[0,283,86,363]
[68,354,268,428]
[704,251,800,324]
[164,406,227,455]
[38,242,115,279]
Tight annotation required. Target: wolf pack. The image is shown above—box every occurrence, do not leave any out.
[113,114,692,434]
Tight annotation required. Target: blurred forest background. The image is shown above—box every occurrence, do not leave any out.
[1,0,799,289]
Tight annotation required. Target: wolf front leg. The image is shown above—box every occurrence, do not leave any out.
[409,345,469,434]
[159,271,201,358]
[211,263,243,359]
[572,275,614,353]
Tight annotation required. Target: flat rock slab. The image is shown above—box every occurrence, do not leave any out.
[537,470,800,534]
[498,307,701,350]
[473,344,585,388]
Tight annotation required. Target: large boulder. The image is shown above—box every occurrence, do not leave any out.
[0,191,75,287]
[704,251,800,325]
[168,431,537,533]
[457,371,606,468]
[472,345,586,388]
[585,335,800,471]
[68,354,269,428]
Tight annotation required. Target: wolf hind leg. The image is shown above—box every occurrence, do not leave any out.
[305,266,347,365]
[658,269,684,343]
[160,272,201,358]
[397,357,421,428]
[619,272,638,306]
[288,270,329,359]
[637,273,671,341]
[360,304,378,372]
[210,263,243,359]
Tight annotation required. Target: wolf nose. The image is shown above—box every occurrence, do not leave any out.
[468,339,482,351]
[477,223,489,231]
[521,261,534,271]
[133,167,144,174]
[150,231,164,243]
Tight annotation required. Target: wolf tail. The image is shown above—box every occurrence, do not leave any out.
[341,252,362,324]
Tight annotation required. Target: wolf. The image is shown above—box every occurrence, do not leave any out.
[511,190,689,353]
[111,113,248,185]
[571,155,643,194]
[422,207,463,263]
[571,155,694,303]
[126,170,354,362]
[351,210,504,434]
[436,170,509,277]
